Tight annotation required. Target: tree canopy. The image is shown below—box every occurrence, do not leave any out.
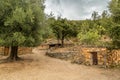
[108,0,120,48]
[0,0,45,47]
[49,17,78,46]
[0,0,46,60]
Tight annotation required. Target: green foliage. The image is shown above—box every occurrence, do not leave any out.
[0,0,46,47]
[91,11,100,21]
[78,29,100,45]
[50,17,78,46]
[110,25,120,40]
[109,0,120,24]
[108,0,120,48]
[109,25,120,48]
[99,10,112,35]
[77,10,112,46]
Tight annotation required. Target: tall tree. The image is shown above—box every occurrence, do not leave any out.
[99,10,112,35]
[0,0,46,61]
[108,0,120,48]
[101,10,109,18]
[109,0,120,24]
[91,11,100,21]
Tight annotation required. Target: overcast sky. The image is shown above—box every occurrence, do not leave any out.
[44,0,111,20]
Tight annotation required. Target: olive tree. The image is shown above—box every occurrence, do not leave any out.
[0,0,46,61]
[51,17,77,47]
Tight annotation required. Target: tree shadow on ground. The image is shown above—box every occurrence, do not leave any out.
[0,57,34,64]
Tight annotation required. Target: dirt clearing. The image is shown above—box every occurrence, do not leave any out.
[0,48,120,80]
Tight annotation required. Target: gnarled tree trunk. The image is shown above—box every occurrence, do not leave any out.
[61,37,64,47]
[7,46,20,61]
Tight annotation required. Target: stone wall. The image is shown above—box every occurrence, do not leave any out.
[46,47,78,61]
[107,50,120,66]
[18,47,33,55]
[0,47,4,55]
[46,46,120,66]
[73,47,120,66]
[81,48,107,65]
[46,51,76,60]
[0,47,33,56]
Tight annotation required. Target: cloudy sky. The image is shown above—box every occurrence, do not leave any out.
[45,0,111,20]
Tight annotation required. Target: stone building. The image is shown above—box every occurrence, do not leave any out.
[46,45,120,66]
[77,47,120,66]
[80,48,107,65]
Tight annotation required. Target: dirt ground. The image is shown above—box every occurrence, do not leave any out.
[0,48,120,80]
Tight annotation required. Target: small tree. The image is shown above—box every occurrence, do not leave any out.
[78,29,100,45]
[0,0,46,61]
[77,18,102,46]
[51,17,76,47]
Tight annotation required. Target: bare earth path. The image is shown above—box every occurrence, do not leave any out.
[0,48,120,80]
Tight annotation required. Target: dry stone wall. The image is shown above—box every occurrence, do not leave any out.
[0,47,33,56]
[18,47,33,55]
[0,47,4,55]
[46,46,120,66]
[107,50,120,66]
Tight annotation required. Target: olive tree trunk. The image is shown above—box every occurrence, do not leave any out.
[61,36,64,47]
[7,46,20,61]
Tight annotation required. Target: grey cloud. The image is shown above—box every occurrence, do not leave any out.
[45,0,110,20]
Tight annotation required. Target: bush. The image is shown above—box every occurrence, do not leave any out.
[77,29,100,45]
